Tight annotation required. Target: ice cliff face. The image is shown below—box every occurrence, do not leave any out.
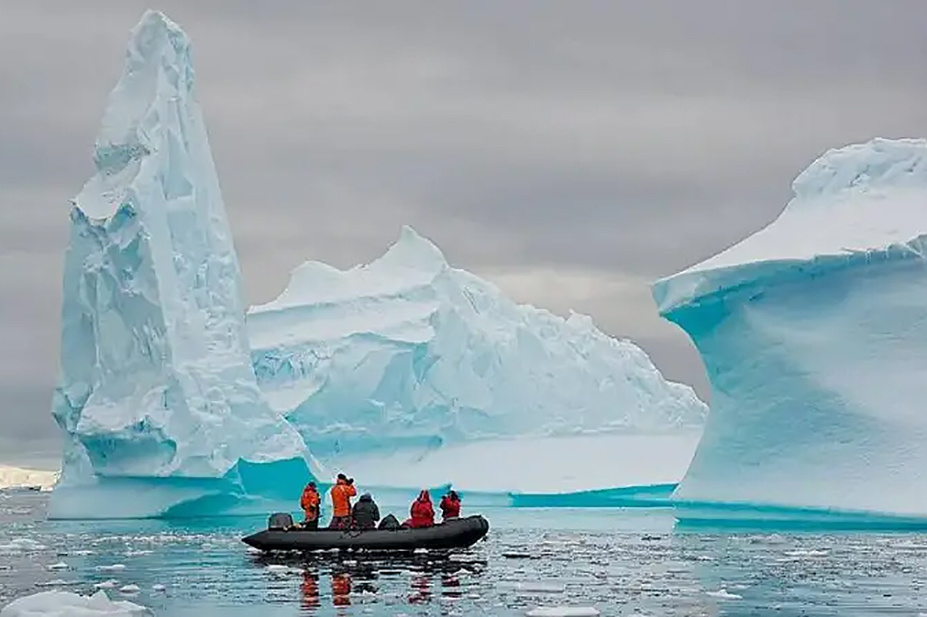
[653,138,927,523]
[248,226,707,464]
[49,10,314,519]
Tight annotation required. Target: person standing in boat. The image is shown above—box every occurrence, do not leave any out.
[404,490,435,528]
[439,490,461,521]
[329,473,357,529]
[300,481,321,529]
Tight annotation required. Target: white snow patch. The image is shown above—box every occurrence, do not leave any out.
[96,565,126,572]
[344,431,701,494]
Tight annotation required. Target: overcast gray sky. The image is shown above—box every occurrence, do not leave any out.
[1,1,926,467]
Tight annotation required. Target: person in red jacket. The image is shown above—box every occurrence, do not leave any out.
[439,490,461,521]
[404,490,435,528]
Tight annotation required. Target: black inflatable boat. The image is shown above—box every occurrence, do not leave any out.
[242,513,489,553]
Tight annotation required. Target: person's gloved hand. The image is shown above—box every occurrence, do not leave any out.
[347,477,354,484]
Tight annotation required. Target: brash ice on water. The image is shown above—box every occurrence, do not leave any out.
[48,10,317,520]
[653,138,927,525]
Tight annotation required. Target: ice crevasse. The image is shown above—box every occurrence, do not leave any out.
[248,226,708,505]
[653,137,927,525]
[48,10,317,519]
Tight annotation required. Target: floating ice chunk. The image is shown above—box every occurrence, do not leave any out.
[0,539,48,553]
[94,581,119,590]
[706,589,742,600]
[35,580,81,588]
[96,564,126,572]
[150,585,165,592]
[526,608,601,617]
[45,563,68,571]
[498,581,566,593]
[0,590,151,616]
[118,585,140,594]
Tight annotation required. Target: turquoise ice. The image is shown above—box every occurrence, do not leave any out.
[49,11,316,519]
[248,226,707,500]
[653,138,927,525]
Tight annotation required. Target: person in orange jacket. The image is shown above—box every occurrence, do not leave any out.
[329,473,357,529]
[299,481,321,529]
[404,490,435,528]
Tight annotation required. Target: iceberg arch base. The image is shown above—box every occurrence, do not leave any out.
[654,138,927,525]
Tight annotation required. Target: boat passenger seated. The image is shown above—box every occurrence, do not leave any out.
[403,490,435,528]
[439,490,461,521]
[351,493,380,529]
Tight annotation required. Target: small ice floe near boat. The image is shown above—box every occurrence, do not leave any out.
[0,538,48,554]
[706,589,743,600]
[0,590,151,616]
[526,607,601,617]
[34,580,81,588]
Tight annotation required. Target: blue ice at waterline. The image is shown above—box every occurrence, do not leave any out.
[653,137,927,527]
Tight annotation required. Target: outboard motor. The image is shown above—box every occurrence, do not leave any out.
[268,512,294,530]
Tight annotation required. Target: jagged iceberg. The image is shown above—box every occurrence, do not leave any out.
[248,226,707,503]
[48,10,316,519]
[653,137,927,525]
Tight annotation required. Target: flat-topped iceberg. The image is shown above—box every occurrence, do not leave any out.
[653,138,927,525]
[48,10,315,519]
[248,226,707,501]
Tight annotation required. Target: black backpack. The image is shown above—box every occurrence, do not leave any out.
[378,513,400,530]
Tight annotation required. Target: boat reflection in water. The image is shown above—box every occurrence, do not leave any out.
[251,549,488,611]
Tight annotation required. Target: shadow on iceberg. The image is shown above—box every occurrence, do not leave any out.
[49,457,313,520]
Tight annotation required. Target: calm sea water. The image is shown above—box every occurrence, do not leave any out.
[2,490,927,616]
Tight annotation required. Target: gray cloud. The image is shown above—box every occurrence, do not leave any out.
[1,0,926,465]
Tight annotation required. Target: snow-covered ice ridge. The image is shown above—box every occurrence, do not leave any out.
[248,225,707,499]
[0,465,58,491]
[48,10,315,519]
[653,138,927,524]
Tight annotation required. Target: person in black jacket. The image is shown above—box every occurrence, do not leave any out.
[351,493,381,529]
